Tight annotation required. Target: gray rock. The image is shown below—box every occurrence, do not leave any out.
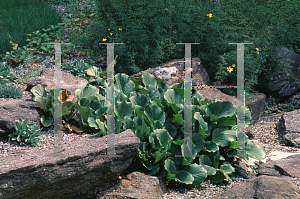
[255,46,300,103]
[98,172,168,199]
[131,57,211,88]
[0,129,140,199]
[213,175,300,199]
[244,93,267,125]
[258,154,300,178]
[0,94,44,139]
[26,68,88,104]
[277,109,300,148]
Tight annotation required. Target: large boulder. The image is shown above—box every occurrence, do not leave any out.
[253,46,300,103]
[0,129,140,199]
[276,109,300,148]
[25,68,89,104]
[131,57,211,87]
[258,154,300,178]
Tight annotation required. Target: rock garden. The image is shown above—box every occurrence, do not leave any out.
[1,0,300,198]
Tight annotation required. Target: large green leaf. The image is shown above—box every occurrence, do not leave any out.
[245,141,266,160]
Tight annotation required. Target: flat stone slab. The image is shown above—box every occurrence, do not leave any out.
[214,175,300,199]
[258,154,300,178]
[0,129,140,199]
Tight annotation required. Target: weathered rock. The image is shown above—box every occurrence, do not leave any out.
[98,172,168,199]
[277,109,300,148]
[258,154,300,178]
[213,175,300,199]
[0,129,140,199]
[232,157,256,179]
[26,68,88,104]
[0,94,44,139]
[131,57,211,88]
[254,46,300,103]
[214,154,300,198]
[244,93,267,125]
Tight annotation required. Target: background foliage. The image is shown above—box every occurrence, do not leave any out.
[0,0,63,57]
[0,0,299,98]
[86,0,300,97]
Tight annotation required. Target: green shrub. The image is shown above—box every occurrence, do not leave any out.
[45,0,71,5]
[0,62,18,85]
[80,0,299,98]
[0,83,23,99]
[8,118,44,146]
[61,59,90,77]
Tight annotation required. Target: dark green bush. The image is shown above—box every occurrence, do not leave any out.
[67,0,300,97]
[0,83,23,99]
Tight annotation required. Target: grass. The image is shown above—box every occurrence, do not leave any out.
[0,0,299,113]
[0,0,63,58]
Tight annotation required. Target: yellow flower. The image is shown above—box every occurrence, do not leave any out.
[227,66,233,73]
[119,28,122,31]
[13,43,18,50]
[257,52,259,54]
[102,38,107,41]
[108,28,110,30]
[255,48,259,51]
[110,33,113,35]
[232,64,235,67]
[207,13,213,18]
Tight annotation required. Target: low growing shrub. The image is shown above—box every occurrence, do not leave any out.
[61,58,90,77]
[8,118,44,147]
[0,62,18,85]
[0,83,23,99]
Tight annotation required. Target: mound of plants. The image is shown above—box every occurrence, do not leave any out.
[8,118,44,147]
[0,83,23,99]
[28,64,265,188]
